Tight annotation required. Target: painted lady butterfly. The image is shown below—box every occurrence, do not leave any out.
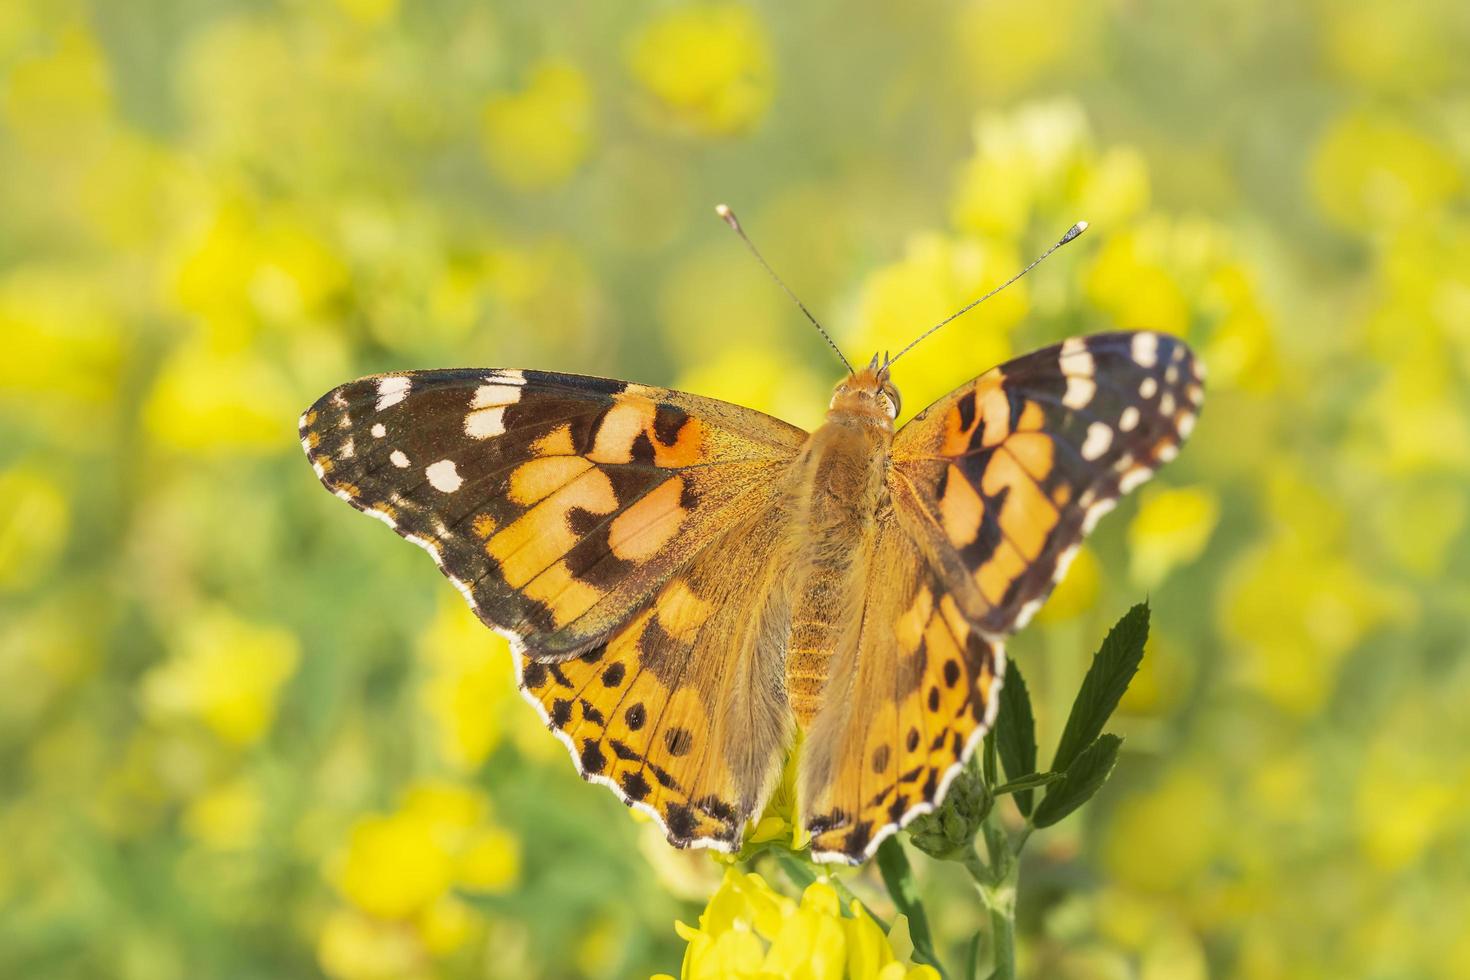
[300,216,1202,863]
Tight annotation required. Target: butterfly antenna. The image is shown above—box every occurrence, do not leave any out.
[716,204,855,375]
[887,221,1089,367]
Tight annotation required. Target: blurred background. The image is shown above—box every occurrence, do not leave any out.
[2,0,1469,977]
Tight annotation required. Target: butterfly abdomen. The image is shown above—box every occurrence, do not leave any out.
[783,412,893,727]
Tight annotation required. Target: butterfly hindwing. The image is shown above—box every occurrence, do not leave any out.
[801,514,1003,863]
[519,501,793,851]
[890,331,1204,634]
[300,369,806,659]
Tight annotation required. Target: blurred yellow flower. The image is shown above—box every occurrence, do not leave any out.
[672,869,938,980]
[0,25,111,145]
[1102,769,1224,894]
[951,100,1090,239]
[0,264,123,443]
[1035,545,1100,624]
[627,4,772,136]
[1219,468,1408,715]
[1127,485,1220,589]
[140,607,299,745]
[317,907,425,980]
[1311,109,1460,231]
[332,0,398,27]
[482,60,593,189]
[182,775,263,851]
[848,233,1022,417]
[456,825,521,893]
[953,0,1094,97]
[142,335,298,455]
[417,597,518,770]
[332,779,519,921]
[1084,225,1191,337]
[0,465,69,593]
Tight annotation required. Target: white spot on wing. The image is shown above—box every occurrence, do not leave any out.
[473,384,523,408]
[340,437,354,459]
[1160,392,1176,416]
[1139,376,1158,399]
[465,406,507,439]
[1081,422,1113,460]
[1064,375,1096,410]
[376,376,411,411]
[1132,332,1159,368]
[1177,412,1196,438]
[371,423,386,438]
[1119,406,1140,432]
[390,450,410,468]
[426,459,463,493]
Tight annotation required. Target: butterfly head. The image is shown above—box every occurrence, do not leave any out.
[830,352,901,424]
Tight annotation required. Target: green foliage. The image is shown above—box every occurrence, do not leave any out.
[995,661,1039,816]
[1049,603,1149,774]
[1031,735,1124,829]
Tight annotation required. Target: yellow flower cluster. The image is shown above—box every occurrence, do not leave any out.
[662,869,939,980]
[322,780,520,977]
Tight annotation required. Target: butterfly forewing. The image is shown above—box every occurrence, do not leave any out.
[890,331,1204,635]
[300,368,805,658]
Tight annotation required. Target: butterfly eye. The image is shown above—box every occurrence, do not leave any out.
[880,388,900,419]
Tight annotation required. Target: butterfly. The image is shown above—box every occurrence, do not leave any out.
[300,214,1202,864]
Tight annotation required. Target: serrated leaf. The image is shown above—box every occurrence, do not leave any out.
[1032,734,1123,828]
[1050,602,1149,774]
[995,659,1038,815]
[992,771,1062,796]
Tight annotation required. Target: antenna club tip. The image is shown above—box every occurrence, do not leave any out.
[714,203,740,230]
[1061,220,1088,244]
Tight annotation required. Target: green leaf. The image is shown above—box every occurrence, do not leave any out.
[995,659,1038,815]
[1032,734,1123,828]
[992,772,1062,796]
[1050,602,1149,774]
[875,836,948,979]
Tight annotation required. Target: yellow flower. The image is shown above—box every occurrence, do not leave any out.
[331,779,519,921]
[672,869,939,979]
[951,100,1091,239]
[1035,545,1100,624]
[743,733,809,854]
[848,233,1022,418]
[0,464,69,593]
[1310,109,1459,232]
[139,606,299,745]
[627,4,772,136]
[182,776,263,851]
[417,597,519,770]
[1127,485,1220,589]
[0,25,111,147]
[953,0,1095,97]
[1102,769,1224,894]
[481,60,592,189]
[317,907,425,980]
[141,334,298,455]
[331,0,398,27]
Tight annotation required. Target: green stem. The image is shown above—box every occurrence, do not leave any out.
[875,837,948,979]
[964,812,1020,979]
